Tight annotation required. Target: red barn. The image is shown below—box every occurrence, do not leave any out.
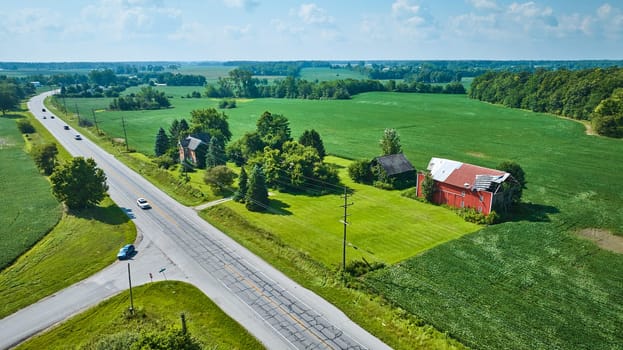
[417,157,513,215]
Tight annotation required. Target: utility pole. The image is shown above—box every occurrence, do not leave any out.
[91,109,100,135]
[127,263,134,314]
[340,187,353,282]
[121,116,129,152]
[75,103,81,125]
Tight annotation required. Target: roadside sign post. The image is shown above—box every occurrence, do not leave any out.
[159,267,167,280]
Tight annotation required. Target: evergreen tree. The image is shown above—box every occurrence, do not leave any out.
[245,164,269,212]
[154,127,169,156]
[234,166,248,202]
[205,137,226,168]
[299,129,326,159]
[379,128,402,155]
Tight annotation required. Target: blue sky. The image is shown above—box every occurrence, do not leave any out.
[1,0,622,61]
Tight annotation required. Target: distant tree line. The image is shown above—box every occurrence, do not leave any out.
[222,61,332,77]
[469,67,623,138]
[109,86,171,110]
[0,76,35,115]
[205,68,465,100]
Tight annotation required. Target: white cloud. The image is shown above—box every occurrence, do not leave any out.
[1,8,63,36]
[467,0,498,10]
[594,3,623,38]
[77,0,181,40]
[297,3,334,25]
[392,0,422,22]
[223,0,259,11]
[224,24,252,39]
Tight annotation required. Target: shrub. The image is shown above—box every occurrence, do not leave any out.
[17,120,35,134]
[455,207,499,225]
[348,159,373,184]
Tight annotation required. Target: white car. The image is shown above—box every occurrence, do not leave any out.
[74,134,82,140]
[137,198,151,209]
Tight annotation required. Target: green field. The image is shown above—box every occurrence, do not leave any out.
[64,90,623,349]
[299,67,368,81]
[216,156,478,267]
[17,281,264,350]
[0,115,62,269]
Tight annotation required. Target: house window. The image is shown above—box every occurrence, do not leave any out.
[479,195,484,202]
[478,206,482,212]
[461,191,466,197]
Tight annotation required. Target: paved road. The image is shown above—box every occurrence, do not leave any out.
[0,92,392,350]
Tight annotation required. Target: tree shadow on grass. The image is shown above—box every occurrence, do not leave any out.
[504,202,559,223]
[1,113,25,120]
[69,203,132,225]
[265,198,293,216]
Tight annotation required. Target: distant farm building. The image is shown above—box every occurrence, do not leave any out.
[178,136,207,166]
[417,157,514,215]
[371,153,417,189]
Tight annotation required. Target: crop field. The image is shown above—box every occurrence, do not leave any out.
[0,116,62,269]
[365,221,623,349]
[299,67,368,81]
[65,91,623,349]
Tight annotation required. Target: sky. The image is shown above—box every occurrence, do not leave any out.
[1,0,622,62]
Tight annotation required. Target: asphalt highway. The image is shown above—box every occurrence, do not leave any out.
[0,91,392,350]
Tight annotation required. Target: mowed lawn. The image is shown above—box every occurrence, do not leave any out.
[17,281,264,350]
[0,116,62,269]
[219,156,479,267]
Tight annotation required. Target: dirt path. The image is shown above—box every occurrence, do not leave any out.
[577,228,623,253]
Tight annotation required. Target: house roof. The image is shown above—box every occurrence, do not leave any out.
[375,153,415,176]
[179,136,205,151]
[426,157,510,191]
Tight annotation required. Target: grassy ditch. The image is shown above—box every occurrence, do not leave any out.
[0,197,136,319]
[16,281,264,350]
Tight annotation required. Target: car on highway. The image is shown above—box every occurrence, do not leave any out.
[117,244,135,260]
[74,134,82,140]
[42,116,46,119]
[63,125,70,130]
[50,116,54,119]
[42,108,46,112]
[137,198,151,209]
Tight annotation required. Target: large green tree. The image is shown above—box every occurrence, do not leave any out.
[189,108,232,142]
[379,128,402,155]
[245,165,269,212]
[32,143,59,175]
[154,127,169,156]
[50,157,108,209]
[0,81,20,116]
[204,165,236,195]
[256,111,291,150]
[496,160,527,211]
[299,129,326,159]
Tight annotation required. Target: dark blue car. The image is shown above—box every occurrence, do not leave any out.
[117,244,135,260]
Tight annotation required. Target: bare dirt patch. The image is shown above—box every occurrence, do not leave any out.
[577,228,623,253]
[466,151,486,158]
